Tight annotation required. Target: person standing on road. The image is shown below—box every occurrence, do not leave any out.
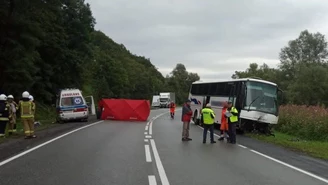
[0,94,10,138]
[7,95,18,135]
[201,103,216,144]
[19,91,37,139]
[169,101,176,119]
[227,100,238,144]
[181,100,192,141]
[218,101,229,141]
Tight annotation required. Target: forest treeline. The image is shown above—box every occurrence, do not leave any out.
[0,0,199,105]
[232,30,328,106]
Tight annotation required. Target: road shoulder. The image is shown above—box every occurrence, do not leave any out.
[228,132,328,180]
[0,116,98,162]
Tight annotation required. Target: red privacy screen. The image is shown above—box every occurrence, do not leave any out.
[99,99,150,121]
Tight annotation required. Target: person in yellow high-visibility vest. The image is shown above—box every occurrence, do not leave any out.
[19,91,37,139]
[201,103,216,144]
[226,100,238,144]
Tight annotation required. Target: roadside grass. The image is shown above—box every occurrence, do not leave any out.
[0,102,57,144]
[247,131,328,160]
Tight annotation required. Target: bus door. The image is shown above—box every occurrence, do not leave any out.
[204,96,210,108]
[227,82,236,104]
[234,82,245,110]
[228,82,241,128]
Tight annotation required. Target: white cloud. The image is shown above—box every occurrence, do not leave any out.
[86,0,328,80]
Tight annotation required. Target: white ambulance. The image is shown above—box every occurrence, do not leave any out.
[56,88,89,123]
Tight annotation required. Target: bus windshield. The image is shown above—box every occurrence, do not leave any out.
[244,81,278,115]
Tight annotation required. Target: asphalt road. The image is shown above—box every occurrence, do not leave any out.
[0,109,327,185]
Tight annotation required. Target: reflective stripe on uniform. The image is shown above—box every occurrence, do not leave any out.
[0,117,9,121]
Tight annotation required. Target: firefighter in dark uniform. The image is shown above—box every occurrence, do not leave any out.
[0,94,11,138]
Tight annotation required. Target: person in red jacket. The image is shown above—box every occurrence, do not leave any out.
[218,101,229,141]
[181,100,192,141]
[169,101,176,119]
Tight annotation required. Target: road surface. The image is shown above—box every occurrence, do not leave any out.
[0,109,327,185]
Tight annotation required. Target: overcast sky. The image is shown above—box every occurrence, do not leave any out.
[85,0,328,81]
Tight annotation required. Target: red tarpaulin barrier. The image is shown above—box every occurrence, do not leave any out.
[99,99,150,121]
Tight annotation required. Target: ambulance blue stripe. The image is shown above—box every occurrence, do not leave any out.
[60,105,86,110]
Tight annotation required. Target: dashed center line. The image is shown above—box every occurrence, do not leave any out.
[144,112,171,185]
[148,175,157,185]
[145,144,152,162]
[150,139,170,185]
[149,121,153,135]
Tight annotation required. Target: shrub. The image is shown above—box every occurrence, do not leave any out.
[276,105,328,141]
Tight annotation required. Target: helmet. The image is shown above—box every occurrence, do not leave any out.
[22,91,30,98]
[29,95,34,101]
[206,103,211,108]
[7,95,14,99]
[0,94,7,101]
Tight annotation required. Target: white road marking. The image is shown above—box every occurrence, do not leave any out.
[144,139,149,142]
[146,122,150,126]
[148,111,169,136]
[145,132,148,135]
[196,125,328,183]
[149,122,153,135]
[145,144,152,162]
[148,175,157,185]
[145,135,152,138]
[250,150,328,183]
[0,120,104,167]
[145,125,149,131]
[238,144,247,148]
[150,139,170,185]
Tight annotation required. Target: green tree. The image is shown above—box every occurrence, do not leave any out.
[231,30,328,106]
[279,30,328,105]
[232,63,278,83]
[0,0,168,106]
[166,63,200,104]
[279,30,328,81]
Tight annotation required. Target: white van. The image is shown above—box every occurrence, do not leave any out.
[56,88,89,123]
[151,95,160,107]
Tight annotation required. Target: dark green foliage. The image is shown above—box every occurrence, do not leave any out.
[232,30,328,106]
[0,1,199,105]
[165,63,200,104]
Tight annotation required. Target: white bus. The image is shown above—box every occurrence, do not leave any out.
[188,78,282,134]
